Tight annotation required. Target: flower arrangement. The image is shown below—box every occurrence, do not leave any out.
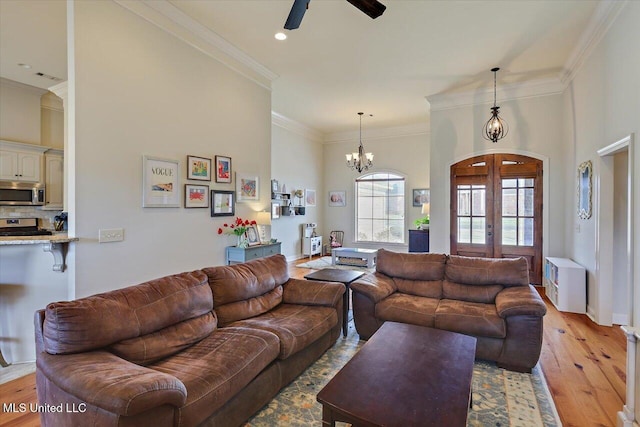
[217,217,257,238]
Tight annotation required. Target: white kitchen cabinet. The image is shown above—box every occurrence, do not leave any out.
[43,149,63,210]
[0,140,47,182]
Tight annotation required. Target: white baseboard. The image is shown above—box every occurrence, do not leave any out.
[613,312,629,326]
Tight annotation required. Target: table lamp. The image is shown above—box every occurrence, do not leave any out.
[256,211,271,244]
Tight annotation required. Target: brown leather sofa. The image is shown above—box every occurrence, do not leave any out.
[350,249,546,372]
[34,254,344,427]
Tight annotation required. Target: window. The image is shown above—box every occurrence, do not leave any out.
[356,172,405,243]
[501,178,535,246]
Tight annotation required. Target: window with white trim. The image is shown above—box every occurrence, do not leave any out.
[355,172,405,243]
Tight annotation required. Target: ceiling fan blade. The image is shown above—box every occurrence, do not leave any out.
[346,0,386,19]
[284,0,311,30]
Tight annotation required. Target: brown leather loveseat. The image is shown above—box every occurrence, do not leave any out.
[34,254,344,427]
[351,249,546,372]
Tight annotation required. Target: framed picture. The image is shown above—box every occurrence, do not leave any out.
[271,179,279,193]
[413,188,430,207]
[271,201,280,219]
[184,184,209,208]
[329,191,346,207]
[142,156,180,208]
[215,155,232,183]
[237,173,259,202]
[211,190,235,217]
[577,160,592,219]
[246,225,261,246]
[187,155,211,181]
[305,189,316,207]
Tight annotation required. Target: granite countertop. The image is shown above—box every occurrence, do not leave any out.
[0,234,79,245]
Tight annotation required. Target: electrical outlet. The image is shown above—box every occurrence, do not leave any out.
[99,228,124,243]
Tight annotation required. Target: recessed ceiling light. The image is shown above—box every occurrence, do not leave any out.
[275,32,287,41]
[18,63,32,69]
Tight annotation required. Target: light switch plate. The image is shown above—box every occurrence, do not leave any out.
[99,228,124,243]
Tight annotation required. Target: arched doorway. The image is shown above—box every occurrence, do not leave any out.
[450,154,543,284]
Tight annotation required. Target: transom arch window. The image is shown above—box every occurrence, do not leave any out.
[355,172,405,243]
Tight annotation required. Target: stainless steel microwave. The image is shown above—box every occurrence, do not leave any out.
[0,182,45,206]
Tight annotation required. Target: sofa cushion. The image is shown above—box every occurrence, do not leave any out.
[203,255,289,326]
[229,304,338,359]
[375,294,439,327]
[442,280,503,304]
[43,271,212,354]
[377,249,447,281]
[435,299,506,339]
[109,312,217,365]
[149,326,280,427]
[394,278,443,299]
[445,255,529,287]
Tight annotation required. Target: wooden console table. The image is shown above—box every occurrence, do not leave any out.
[225,242,281,265]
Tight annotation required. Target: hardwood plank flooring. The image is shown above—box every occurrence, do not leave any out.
[0,259,626,426]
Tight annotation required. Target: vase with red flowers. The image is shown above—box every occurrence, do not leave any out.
[217,217,257,248]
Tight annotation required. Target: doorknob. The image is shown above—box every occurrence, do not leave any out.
[487,232,493,236]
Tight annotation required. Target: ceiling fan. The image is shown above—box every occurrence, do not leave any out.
[284,0,386,30]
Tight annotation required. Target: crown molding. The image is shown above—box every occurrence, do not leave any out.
[561,0,628,85]
[426,77,564,112]
[41,92,64,112]
[324,122,430,144]
[271,112,325,142]
[0,77,48,95]
[113,0,278,90]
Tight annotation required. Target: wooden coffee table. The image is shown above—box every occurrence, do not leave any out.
[304,268,365,337]
[317,322,477,426]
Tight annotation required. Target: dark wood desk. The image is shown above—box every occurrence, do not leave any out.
[304,268,364,337]
[317,322,476,427]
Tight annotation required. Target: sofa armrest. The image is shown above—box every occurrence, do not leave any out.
[37,350,187,416]
[350,273,397,303]
[282,278,345,307]
[495,285,547,318]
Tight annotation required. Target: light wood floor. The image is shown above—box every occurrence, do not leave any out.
[0,260,626,427]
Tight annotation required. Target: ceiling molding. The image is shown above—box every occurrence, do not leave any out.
[41,92,63,111]
[426,77,564,112]
[0,77,48,95]
[324,122,430,144]
[113,0,278,91]
[561,0,628,86]
[272,112,324,142]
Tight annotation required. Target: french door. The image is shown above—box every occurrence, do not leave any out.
[450,154,543,285]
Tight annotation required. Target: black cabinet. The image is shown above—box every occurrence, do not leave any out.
[408,229,429,252]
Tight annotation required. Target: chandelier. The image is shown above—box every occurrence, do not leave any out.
[482,67,509,143]
[346,112,374,173]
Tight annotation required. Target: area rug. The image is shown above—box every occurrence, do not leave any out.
[296,256,375,273]
[244,321,561,427]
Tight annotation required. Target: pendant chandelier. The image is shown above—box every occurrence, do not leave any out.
[483,67,509,143]
[346,112,374,173]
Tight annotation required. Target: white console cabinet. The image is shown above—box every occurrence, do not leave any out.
[543,257,586,314]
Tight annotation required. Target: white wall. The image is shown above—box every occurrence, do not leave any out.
[429,94,565,263]
[71,1,271,297]
[271,123,323,260]
[0,79,44,144]
[562,1,640,325]
[323,128,430,250]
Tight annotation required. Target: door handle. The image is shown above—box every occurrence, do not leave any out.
[487,232,493,236]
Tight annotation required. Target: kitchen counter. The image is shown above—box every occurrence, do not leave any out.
[0,234,78,245]
[0,233,78,271]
